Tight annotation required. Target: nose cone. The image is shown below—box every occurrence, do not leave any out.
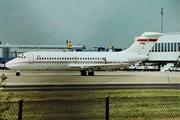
[5,61,12,69]
[5,60,17,70]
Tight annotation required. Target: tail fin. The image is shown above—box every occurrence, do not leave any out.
[124,32,162,55]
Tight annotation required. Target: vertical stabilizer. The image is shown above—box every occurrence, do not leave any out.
[124,32,162,55]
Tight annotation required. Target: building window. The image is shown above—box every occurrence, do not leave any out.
[174,43,177,52]
[164,43,167,52]
[158,43,160,52]
[154,43,157,52]
[171,43,173,52]
[178,43,180,51]
[151,46,154,52]
[168,43,170,52]
[161,43,163,52]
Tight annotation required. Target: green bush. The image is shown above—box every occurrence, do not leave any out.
[0,74,11,120]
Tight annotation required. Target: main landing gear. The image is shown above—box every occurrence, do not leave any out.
[80,70,94,76]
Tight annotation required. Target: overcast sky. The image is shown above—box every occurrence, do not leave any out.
[0,0,180,49]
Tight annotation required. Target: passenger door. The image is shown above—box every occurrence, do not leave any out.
[28,53,34,63]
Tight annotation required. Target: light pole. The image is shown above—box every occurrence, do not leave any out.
[161,7,164,33]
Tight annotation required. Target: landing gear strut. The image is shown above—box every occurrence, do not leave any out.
[80,70,94,76]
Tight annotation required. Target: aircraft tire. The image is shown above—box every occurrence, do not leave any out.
[16,72,20,76]
[80,70,87,76]
[88,71,94,76]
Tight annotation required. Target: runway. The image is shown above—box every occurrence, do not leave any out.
[1,70,180,85]
[1,70,180,91]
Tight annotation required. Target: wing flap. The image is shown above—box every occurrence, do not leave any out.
[69,63,127,70]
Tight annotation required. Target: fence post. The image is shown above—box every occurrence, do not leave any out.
[18,98,23,120]
[105,96,109,120]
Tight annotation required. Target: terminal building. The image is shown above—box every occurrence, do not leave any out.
[132,34,180,71]
[149,34,180,62]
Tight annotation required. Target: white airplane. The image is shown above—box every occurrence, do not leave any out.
[6,32,162,76]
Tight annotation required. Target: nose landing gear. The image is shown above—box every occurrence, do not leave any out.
[16,70,21,76]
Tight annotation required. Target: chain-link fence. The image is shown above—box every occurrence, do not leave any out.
[3,96,180,120]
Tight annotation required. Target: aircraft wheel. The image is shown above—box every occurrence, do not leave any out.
[80,70,87,76]
[16,72,20,76]
[88,71,94,76]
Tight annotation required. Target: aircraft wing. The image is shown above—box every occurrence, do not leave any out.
[68,63,127,70]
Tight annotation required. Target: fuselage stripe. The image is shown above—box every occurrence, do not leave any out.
[8,61,130,65]
[137,39,157,42]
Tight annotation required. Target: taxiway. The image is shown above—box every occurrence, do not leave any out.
[1,70,180,85]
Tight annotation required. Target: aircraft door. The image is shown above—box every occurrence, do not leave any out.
[28,53,34,63]
[103,57,106,64]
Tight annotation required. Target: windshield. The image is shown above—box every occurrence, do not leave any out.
[17,54,26,59]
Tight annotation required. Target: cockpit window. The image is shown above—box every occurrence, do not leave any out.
[17,54,26,59]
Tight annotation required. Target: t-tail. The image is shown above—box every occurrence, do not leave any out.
[124,32,162,55]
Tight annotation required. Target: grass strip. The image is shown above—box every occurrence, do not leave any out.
[3,90,180,120]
